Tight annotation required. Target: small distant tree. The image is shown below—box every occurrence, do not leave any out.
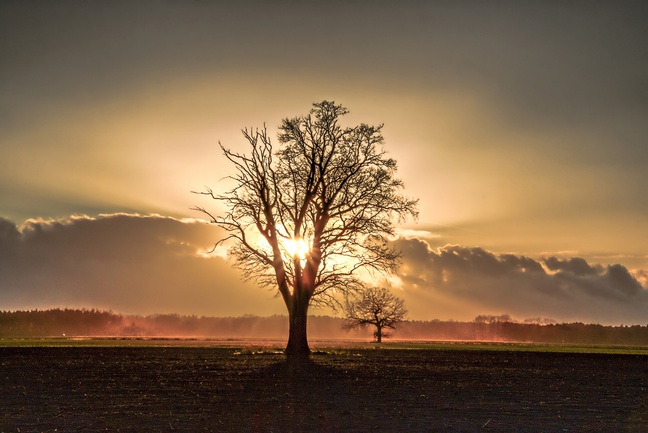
[474,314,513,324]
[344,287,407,343]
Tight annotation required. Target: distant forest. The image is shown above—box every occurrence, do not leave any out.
[1,309,648,345]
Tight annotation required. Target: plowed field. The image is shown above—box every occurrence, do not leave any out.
[1,346,646,432]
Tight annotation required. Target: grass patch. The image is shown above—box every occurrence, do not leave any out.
[378,340,648,355]
[2,337,647,355]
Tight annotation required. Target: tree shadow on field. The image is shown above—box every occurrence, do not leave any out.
[235,356,367,433]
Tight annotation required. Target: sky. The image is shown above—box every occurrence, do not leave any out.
[1,1,647,325]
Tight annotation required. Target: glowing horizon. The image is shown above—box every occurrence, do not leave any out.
[1,2,646,324]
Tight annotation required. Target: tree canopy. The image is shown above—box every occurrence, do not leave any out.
[194,101,417,358]
[344,286,408,343]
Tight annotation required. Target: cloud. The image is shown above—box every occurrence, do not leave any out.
[393,239,648,325]
[544,256,643,300]
[544,257,598,276]
[0,214,284,316]
[1,214,646,325]
[394,228,440,240]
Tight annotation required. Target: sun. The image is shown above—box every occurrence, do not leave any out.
[284,237,310,260]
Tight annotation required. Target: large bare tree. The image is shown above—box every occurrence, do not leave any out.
[194,101,417,359]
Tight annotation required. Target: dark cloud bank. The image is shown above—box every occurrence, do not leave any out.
[1,214,646,324]
[0,214,281,317]
[394,239,648,325]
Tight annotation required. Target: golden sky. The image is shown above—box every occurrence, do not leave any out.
[1,1,646,323]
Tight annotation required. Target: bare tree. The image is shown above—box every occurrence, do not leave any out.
[193,101,417,359]
[344,287,407,343]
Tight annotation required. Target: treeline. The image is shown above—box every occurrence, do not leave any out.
[1,309,648,345]
[397,320,648,345]
[0,309,367,339]
[0,309,123,337]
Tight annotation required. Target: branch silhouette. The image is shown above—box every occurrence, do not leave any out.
[194,101,417,359]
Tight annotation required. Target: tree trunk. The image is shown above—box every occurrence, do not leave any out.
[285,295,311,360]
[375,324,382,343]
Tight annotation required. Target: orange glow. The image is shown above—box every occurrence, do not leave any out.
[284,237,310,260]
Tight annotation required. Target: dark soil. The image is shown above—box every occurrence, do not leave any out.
[1,347,646,432]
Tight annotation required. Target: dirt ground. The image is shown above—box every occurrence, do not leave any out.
[1,346,647,432]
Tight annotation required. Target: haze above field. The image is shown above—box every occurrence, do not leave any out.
[1,2,646,324]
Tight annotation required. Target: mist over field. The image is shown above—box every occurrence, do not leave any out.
[3,309,648,347]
